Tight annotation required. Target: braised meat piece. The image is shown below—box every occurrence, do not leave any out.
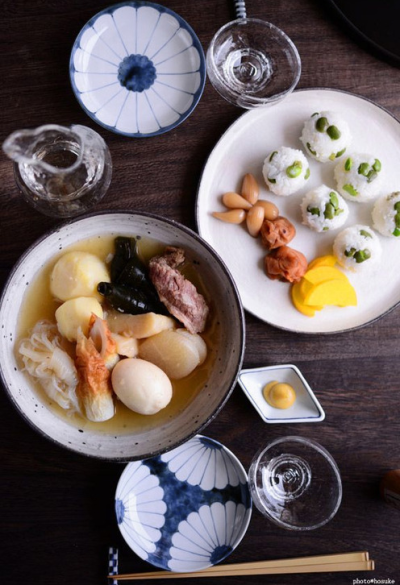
[260,216,296,250]
[149,247,209,334]
[265,245,308,283]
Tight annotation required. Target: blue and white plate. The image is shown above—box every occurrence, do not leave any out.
[115,435,252,572]
[70,2,205,137]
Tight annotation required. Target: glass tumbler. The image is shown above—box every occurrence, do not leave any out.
[206,18,301,109]
[248,436,342,530]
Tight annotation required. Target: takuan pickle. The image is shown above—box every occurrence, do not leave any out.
[291,255,357,317]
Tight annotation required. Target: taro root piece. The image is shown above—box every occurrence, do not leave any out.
[260,216,296,250]
[265,245,308,283]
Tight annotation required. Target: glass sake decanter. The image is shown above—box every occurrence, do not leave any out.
[2,124,112,218]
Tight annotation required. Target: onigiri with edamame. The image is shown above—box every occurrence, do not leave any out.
[372,191,400,238]
[262,147,310,196]
[334,153,383,203]
[301,185,349,232]
[333,224,382,272]
[300,111,352,163]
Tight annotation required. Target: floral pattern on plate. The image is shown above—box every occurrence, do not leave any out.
[115,435,252,572]
[70,2,205,137]
[168,501,250,572]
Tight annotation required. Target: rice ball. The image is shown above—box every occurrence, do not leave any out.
[372,191,400,238]
[262,147,310,196]
[300,111,352,163]
[333,225,382,272]
[301,185,349,232]
[334,153,383,203]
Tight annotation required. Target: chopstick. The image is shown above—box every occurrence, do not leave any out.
[108,551,374,580]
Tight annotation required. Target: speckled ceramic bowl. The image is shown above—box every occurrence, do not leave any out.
[0,212,244,460]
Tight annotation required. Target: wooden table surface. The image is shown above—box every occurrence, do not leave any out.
[1,1,399,583]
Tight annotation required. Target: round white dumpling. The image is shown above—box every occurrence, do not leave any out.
[372,191,400,238]
[50,251,110,302]
[334,154,383,203]
[111,358,172,415]
[333,224,382,272]
[55,297,103,341]
[301,111,352,162]
[262,147,310,196]
[301,185,349,232]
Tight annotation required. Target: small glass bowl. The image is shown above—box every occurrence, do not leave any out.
[248,436,342,530]
[206,18,301,109]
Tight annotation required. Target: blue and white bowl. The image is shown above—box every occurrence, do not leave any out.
[115,435,252,572]
[70,2,205,136]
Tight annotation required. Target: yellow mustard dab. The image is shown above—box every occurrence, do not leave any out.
[263,380,296,409]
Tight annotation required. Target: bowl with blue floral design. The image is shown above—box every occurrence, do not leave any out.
[115,434,252,571]
[70,2,206,137]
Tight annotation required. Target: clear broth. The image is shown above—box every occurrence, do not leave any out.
[16,235,218,435]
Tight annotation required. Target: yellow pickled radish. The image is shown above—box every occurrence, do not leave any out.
[291,282,322,317]
[241,173,259,204]
[246,205,264,237]
[212,209,246,224]
[303,265,347,285]
[307,255,337,270]
[304,279,357,307]
[222,191,252,210]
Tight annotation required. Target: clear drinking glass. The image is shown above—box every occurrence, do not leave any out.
[206,18,301,109]
[2,124,112,218]
[248,436,342,530]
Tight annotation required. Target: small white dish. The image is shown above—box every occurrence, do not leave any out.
[238,364,325,424]
[115,435,252,572]
[70,2,205,137]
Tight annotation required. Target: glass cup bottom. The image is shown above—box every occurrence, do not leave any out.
[249,436,342,531]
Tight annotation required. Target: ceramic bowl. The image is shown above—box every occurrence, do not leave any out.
[70,2,206,137]
[238,364,325,424]
[115,435,252,571]
[0,212,244,460]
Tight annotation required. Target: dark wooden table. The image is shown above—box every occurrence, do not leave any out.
[1,1,399,583]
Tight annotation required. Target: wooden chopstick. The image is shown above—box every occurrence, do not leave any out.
[108,551,373,580]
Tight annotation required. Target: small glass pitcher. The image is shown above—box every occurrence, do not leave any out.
[2,124,112,218]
